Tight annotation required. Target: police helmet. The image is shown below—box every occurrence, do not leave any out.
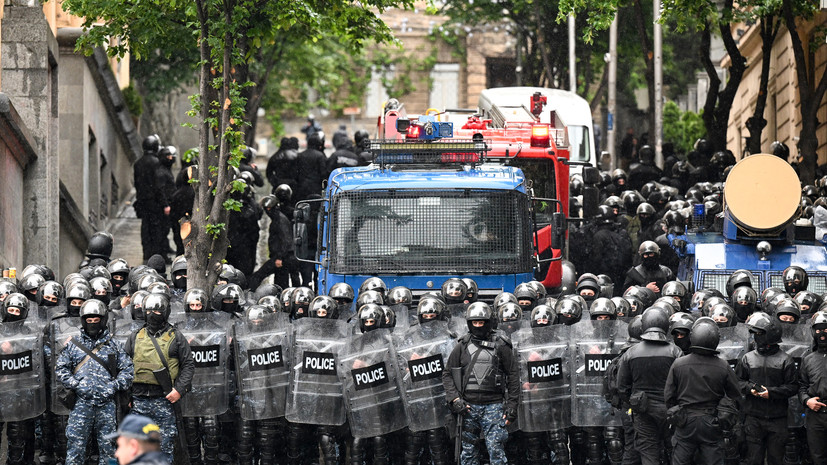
[309,296,339,319]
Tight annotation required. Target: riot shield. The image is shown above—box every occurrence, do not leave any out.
[0,320,46,421]
[50,316,81,415]
[234,313,292,421]
[570,319,628,427]
[169,295,185,324]
[110,316,143,348]
[780,323,811,428]
[394,321,455,432]
[448,316,467,340]
[176,312,231,417]
[513,324,571,432]
[340,329,407,438]
[286,318,349,426]
[717,324,749,372]
[499,320,523,337]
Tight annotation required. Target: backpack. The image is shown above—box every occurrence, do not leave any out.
[602,349,625,409]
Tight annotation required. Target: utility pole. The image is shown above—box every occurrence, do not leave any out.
[569,15,576,92]
[654,0,664,168]
[607,15,618,170]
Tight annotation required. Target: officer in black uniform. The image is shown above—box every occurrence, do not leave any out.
[627,146,662,192]
[616,307,682,465]
[443,302,519,465]
[295,133,328,202]
[665,317,741,465]
[798,311,827,464]
[735,312,798,465]
[133,135,168,260]
[622,241,675,296]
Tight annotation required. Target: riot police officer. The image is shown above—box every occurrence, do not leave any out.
[57,299,134,465]
[622,241,675,295]
[125,294,195,461]
[443,302,519,465]
[735,312,798,465]
[798,311,827,464]
[616,307,682,465]
[665,317,741,465]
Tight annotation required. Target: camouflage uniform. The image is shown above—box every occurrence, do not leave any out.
[131,396,178,459]
[461,403,509,465]
[55,329,134,465]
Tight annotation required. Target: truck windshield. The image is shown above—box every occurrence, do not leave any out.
[329,189,533,274]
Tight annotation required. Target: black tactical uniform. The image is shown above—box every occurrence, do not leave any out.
[295,134,328,202]
[798,312,827,464]
[616,308,682,465]
[665,318,741,465]
[735,312,798,465]
[623,241,674,295]
[627,146,662,192]
[266,138,299,198]
[134,135,167,260]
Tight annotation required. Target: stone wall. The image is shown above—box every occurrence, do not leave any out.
[0,94,36,269]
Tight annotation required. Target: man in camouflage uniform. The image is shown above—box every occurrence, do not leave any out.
[443,303,519,465]
[56,300,134,464]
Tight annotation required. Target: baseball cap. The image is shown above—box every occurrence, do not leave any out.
[104,414,162,442]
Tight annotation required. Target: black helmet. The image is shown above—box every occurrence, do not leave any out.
[661,281,688,310]
[590,298,617,320]
[731,286,758,322]
[442,278,468,304]
[640,307,670,342]
[596,275,614,298]
[611,169,627,183]
[354,129,370,149]
[358,304,385,333]
[212,283,244,315]
[636,202,656,216]
[257,295,283,314]
[595,205,616,224]
[37,281,64,307]
[689,289,719,314]
[67,282,92,302]
[463,278,480,302]
[710,303,736,327]
[21,264,55,282]
[794,291,822,315]
[725,270,753,297]
[466,302,494,338]
[761,287,787,312]
[623,285,657,309]
[359,277,387,296]
[275,184,293,202]
[387,286,412,305]
[746,311,782,346]
[309,296,339,319]
[19,273,45,299]
[530,305,556,327]
[329,283,355,303]
[280,287,295,314]
[2,293,29,322]
[246,305,273,322]
[291,287,315,319]
[782,266,809,295]
[142,134,162,154]
[356,290,384,309]
[610,296,631,318]
[498,302,523,322]
[79,299,109,338]
[638,241,660,257]
[493,292,518,311]
[652,296,681,316]
[638,145,654,163]
[144,293,171,318]
[689,317,720,354]
[627,315,644,341]
[417,296,446,323]
[381,306,396,328]
[622,191,645,214]
[184,288,209,313]
[811,311,827,343]
[89,276,114,304]
[86,231,114,262]
[254,283,283,301]
[669,312,695,335]
[770,141,790,160]
[701,296,727,317]
[555,296,584,325]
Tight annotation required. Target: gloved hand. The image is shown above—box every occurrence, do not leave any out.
[449,397,470,415]
[504,407,517,423]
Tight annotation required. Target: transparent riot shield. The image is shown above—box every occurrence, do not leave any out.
[394,321,456,432]
[340,328,407,438]
[234,313,292,421]
[286,318,349,426]
[717,324,749,372]
[780,322,811,428]
[448,316,467,340]
[513,324,571,432]
[50,316,81,415]
[177,312,231,417]
[169,295,186,324]
[110,314,143,348]
[0,320,46,421]
[570,319,628,427]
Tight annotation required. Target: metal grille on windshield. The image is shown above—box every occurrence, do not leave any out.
[329,189,532,275]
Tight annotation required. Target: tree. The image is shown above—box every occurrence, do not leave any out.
[781,0,826,184]
[63,0,408,291]
[663,100,705,154]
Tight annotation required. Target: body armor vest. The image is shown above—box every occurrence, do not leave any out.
[133,327,180,385]
[464,340,503,394]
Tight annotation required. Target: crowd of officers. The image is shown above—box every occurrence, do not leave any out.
[2,245,827,465]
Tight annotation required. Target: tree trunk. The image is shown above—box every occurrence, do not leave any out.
[746,16,778,156]
[782,0,827,184]
[633,0,655,145]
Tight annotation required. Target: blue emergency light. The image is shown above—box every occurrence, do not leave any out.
[370,139,487,165]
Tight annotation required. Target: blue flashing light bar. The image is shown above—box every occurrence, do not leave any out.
[370,139,487,165]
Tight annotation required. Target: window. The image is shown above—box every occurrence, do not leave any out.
[429,64,460,110]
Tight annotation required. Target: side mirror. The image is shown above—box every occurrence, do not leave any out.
[551,212,567,250]
[582,186,599,218]
[294,203,311,223]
